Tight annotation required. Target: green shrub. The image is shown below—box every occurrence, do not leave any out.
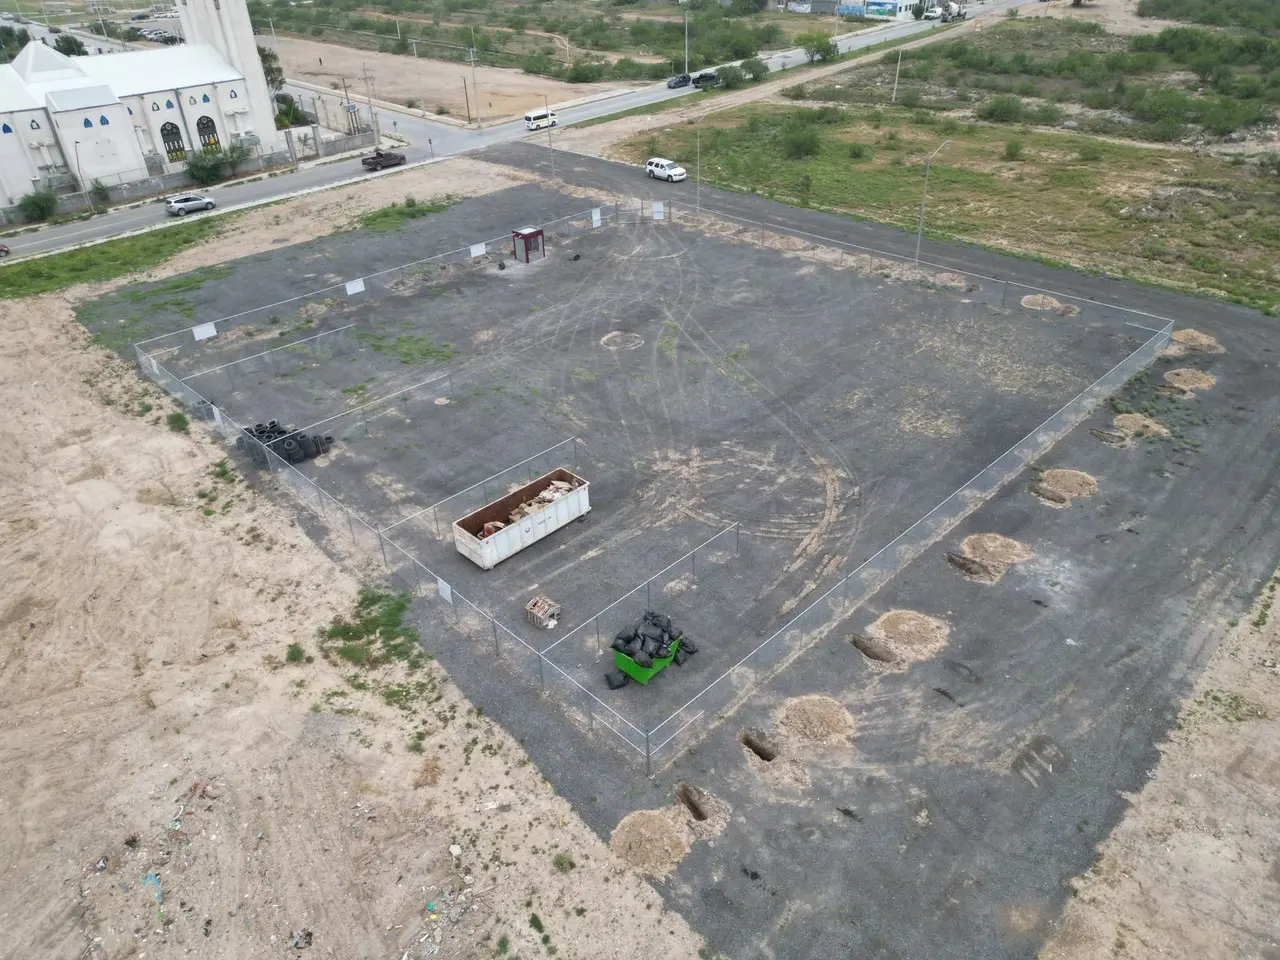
[1031,103,1064,125]
[976,95,1024,123]
[783,125,821,159]
[848,141,873,160]
[781,83,807,101]
[1076,141,1103,161]
[552,852,576,873]
[90,180,110,206]
[166,411,190,433]
[286,643,305,663]
[940,117,960,134]
[741,57,768,82]
[718,64,746,90]
[900,88,922,109]
[18,189,57,223]
[1003,140,1023,161]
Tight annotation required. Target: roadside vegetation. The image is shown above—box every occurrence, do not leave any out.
[357,193,455,232]
[803,19,1279,143]
[0,219,231,301]
[244,0,871,82]
[1138,0,1280,34]
[620,103,1280,312]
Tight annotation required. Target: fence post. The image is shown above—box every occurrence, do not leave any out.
[1001,280,1009,308]
[345,507,356,544]
[588,698,594,731]
[735,522,740,556]
[646,581,651,608]
[595,616,601,655]
[538,654,546,691]
[492,617,501,658]
[360,405,370,437]
[645,730,652,776]
[378,531,389,567]
[692,547,697,581]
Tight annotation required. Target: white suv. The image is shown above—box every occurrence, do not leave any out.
[645,157,687,183]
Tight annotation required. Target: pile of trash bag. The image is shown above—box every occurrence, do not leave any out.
[605,610,699,689]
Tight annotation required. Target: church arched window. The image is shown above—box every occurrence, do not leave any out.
[151,102,159,111]
[30,119,40,129]
[83,117,93,128]
[196,115,220,149]
[100,115,110,126]
[127,107,133,115]
[228,90,238,99]
[2,123,12,134]
[161,121,186,161]
[202,94,210,103]
[188,96,197,105]
[165,99,175,109]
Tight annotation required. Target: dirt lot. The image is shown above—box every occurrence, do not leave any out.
[272,36,639,121]
[1026,0,1188,36]
[0,160,701,960]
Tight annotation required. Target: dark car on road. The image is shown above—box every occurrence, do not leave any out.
[691,71,719,89]
[666,73,690,89]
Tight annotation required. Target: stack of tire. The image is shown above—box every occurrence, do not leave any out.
[606,610,698,689]
[236,419,335,468]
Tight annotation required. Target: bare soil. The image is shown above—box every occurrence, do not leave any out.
[272,35,637,120]
[1162,327,1225,358]
[1164,367,1217,397]
[1030,467,1098,507]
[1041,572,1280,959]
[776,694,857,745]
[855,609,951,667]
[0,158,703,960]
[946,532,1033,584]
[1021,293,1081,316]
[1026,0,1188,37]
[609,807,692,879]
[1114,412,1170,439]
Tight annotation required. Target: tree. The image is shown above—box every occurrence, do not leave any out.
[18,189,57,222]
[53,33,87,56]
[912,2,926,19]
[741,56,768,82]
[797,31,837,64]
[258,44,284,94]
[718,63,746,89]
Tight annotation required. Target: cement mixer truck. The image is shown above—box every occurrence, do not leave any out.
[939,1,969,20]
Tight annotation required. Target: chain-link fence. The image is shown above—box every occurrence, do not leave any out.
[132,198,1178,774]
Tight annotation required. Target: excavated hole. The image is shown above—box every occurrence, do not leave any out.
[739,728,777,762]
[674,782,708,822]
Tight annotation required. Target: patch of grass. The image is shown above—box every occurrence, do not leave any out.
[497,934,510,954]
[166,412,190,433]
[342,383,369,397]
[355,331,457,366]
[286,643,306,663]
[322,586,423,670]
[1199,688,1267,722]
[657,335,677,360]
[552,852,576,873]
[1003,140,1024,161]
[529,913,544,934]
[357,195,455,233]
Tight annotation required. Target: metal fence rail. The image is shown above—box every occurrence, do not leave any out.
[132,201,1180,775]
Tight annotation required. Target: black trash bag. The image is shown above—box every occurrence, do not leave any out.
[299,434,320,460]
[641,637,659,658]
[605,670,630,690]
[655,644,672,661]
[645,612,673,633]
[625,638,643,659]
[640,623,665,641]
[679,635,698,654]
[615,626,636,644]
[611,635,630,654]
[632,649,653,669]
[673,646,691,667]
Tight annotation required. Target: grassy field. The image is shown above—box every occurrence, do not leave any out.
[619,104,1280,312]
[798,19,1279,143]
[0,218,232,300]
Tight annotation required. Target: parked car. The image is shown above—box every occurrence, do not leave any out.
[131,12,150,20]
[0,243,10,257]
[666,73,690,89]
[47,24,62,33]
[165,194,215,216]
[361,149,407,170]
[691,71,719,89]
[645,157,687,183]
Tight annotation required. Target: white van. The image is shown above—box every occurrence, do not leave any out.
[524,108,558,131]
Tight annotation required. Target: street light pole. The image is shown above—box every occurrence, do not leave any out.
[891,49,903,103]
[544,93,555,179]
[914,139,951,265]
[74,140,94,214]
[684,12,688,75]
[695,127,700,217]
[469,26,481,125]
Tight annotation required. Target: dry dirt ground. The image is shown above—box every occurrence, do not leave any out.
[0,158,702,960]
[1024,0,1188,36]
[271,36,640,122]
[1040,574,1280,960]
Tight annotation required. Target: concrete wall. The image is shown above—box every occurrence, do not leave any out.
[0,107,67,206]
[49,99,148,186]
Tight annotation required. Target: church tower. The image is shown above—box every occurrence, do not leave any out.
[177,0,281,150]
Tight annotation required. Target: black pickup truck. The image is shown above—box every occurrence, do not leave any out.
[361,149,407,171]
[691,71,720,89]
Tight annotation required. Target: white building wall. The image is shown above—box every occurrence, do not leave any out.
[0,108,62,204]
[49,101,148,185]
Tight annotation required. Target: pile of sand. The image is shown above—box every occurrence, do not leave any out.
[1114,413,1170,438]
[610,808,691,879]
[851,609,951,667]
[776,694,856,745]
[1030,468,1098,507]
[1020,293,1081,316]
[934,272,970,291]
[946,532,1033,584]
[1164,367,1217,397]
[1162,328,1224,358]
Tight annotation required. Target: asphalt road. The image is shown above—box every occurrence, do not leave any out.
[2,0,1026,261]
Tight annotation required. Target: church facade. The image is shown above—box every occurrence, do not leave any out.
[0,0,286,208]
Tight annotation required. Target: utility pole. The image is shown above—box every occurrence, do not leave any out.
[891,49,902,103]
[74,140,93,214]
[915,139,951,265]
[268,17,276,41]
[544,93,554,179]
[696,127,700,217]
[468,27,481,125]
[684,11,688,75]
[461,77,471,123]
[340,76,356,135]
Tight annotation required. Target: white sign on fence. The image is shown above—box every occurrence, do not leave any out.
[192,322,218,341]
[437,578,453,604]
[148,356,159,376]
[345,278,366,296]
[591,208,601,228]
[470,243,486,258]
[212,405,222,426]
[652,201,665,221]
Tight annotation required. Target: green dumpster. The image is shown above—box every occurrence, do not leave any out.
[615,636,680,686]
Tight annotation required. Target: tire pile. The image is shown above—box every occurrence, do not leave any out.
[605,610,699,689]
[236,419,335,468]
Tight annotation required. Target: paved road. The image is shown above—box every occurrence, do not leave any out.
[2,0,1025,261]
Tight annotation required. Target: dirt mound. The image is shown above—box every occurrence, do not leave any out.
[1164,367,1216,397]
[610,808,690,878]
[934,272,969,291]
[852,609,951,667]
[776,695,856,744]
[1030,468,1097,507]
[1162,328,1224,358]
[601,331,643,350]
[947,532,1033,583]
[1020,294,1081,316]
[1114,413,1169,438]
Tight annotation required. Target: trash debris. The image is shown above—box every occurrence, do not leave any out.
[605,670,631,690]
[449,844,462,858]
[610,610,695,686]
[504,479,578,526]
[123,834,139,849]
[203,918,212,937]
[236,420,335,468]
[144,872,163,904]
[525,595,560,630]
[93,856,108,872]
[289,929,313,949]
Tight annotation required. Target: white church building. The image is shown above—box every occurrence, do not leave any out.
[0,0,287,209]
